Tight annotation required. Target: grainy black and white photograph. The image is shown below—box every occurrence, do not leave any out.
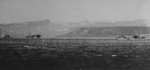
[0,0,150,70]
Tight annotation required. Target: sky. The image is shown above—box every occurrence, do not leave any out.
[0,0,149,23]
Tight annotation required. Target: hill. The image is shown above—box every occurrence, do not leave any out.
[0,19,70,38]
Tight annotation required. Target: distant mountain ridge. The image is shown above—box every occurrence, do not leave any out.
[66,19,147,27]
[59,26,150,39]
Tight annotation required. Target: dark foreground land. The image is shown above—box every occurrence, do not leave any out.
[0,39,150,70]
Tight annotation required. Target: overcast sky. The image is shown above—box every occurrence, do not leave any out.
[0,0,149,23]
